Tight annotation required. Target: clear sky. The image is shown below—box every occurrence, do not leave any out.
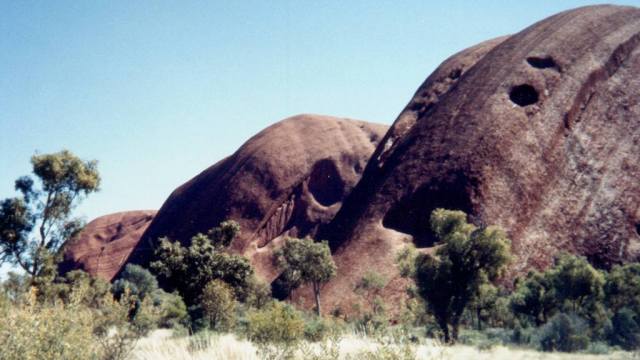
[1,0,639,224]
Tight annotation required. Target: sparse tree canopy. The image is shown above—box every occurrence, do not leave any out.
[604,262,640,315]
[510,270,557,326]
[150,220,254,305]
[112,264,159,300]
[0,150,100,280]
[201,279,236,331]
[274,237,337,316]
[414,208,511,343]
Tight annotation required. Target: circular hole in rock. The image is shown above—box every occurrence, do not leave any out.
[526,56,556,69]
[307,159,345,206]
[510,84,539,107]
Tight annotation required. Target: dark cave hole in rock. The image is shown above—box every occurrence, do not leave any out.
[449,68,462,80]
[636,223,640,237]
[308,159,346,206]
[382,174,474,248]
[271,274,293,300]
[510,84,539,107]
[526,56,556,69]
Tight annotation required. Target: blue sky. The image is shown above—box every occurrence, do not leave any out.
[1,0,639,224]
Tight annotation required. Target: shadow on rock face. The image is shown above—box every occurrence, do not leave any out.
[382,172,475,248]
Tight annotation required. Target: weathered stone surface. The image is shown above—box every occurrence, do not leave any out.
[313,5,640,313]
[59,210,156,281]
[127,114,388,281]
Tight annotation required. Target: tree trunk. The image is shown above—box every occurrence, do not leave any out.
[442,325,450,344]
[452,323,459,343]
[313,282,321,316]
[438,317,450,344]
[476,306,482,331]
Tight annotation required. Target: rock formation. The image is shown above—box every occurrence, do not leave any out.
[126,114,388,281]
[313,5,640,313]
[61,5,640,316]
[59,210,156,281]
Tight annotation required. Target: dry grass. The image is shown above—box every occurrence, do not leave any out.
[132,329,637,360]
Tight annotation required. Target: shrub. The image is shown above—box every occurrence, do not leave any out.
[94,289,157,360]
[150,221,255,305]
[151,290,189,329]
[537,312,589,352]
[585,341,612,355]
[112,264,158,300]
[608,308,640,350]
[303,315,344,342]
[201,279,237,331]
[0,287,100,360]
[245,301,304,344]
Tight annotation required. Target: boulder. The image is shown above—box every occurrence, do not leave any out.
[127,114,388,281]
[315,5,640,313]
[59,210,156,281]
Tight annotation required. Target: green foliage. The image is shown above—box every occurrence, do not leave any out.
[608,308,640,350]
[0,287,100,360]
[354,271,387,315]
[510,270,557,326]
[548,254,605,319]
[94,288,157,360]
[245,300,305,344]
[413,208,511,343]
[0,150,100,280]
[54,269,111,307]
[201,279,237,331]
[151,290,189,329]
[467,282,499,330]
[274,237,337,315]
[150,220,254,305]
[302,315,344,342]
[246,277,272,309]
[605,262,640,315]
[536,312,590,352]
[112,264,159,299]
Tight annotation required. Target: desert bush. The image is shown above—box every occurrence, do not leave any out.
[94,289,158,360]
[537,312,590,352]
[0,287,100,360]
[303,315,345,342]
[608,308,640,350]
[201,279,237,331]
[585,341,613,355]
[246,277,272,309]
[112,264,158,300]
[245,300,305,345]
[57,269,112,308]
[151,221,255,305]
[605,263,640,315]
[151,289,189,329]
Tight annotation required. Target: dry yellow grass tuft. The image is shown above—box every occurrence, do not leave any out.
[132,330,636,360]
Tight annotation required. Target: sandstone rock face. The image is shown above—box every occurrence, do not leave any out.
[59,210,156,281]
[315,5,640,313]
[127,114,388,280]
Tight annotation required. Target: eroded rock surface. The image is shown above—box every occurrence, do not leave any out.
[59,210,156,281]
[314,5,640,314]
[127,114,388,280]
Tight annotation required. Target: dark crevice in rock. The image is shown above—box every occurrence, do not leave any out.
[526,56,557,69]
[636,223,640,237]
[510,84,539,107]
[382,173,475,248]
[255,192,296,248]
